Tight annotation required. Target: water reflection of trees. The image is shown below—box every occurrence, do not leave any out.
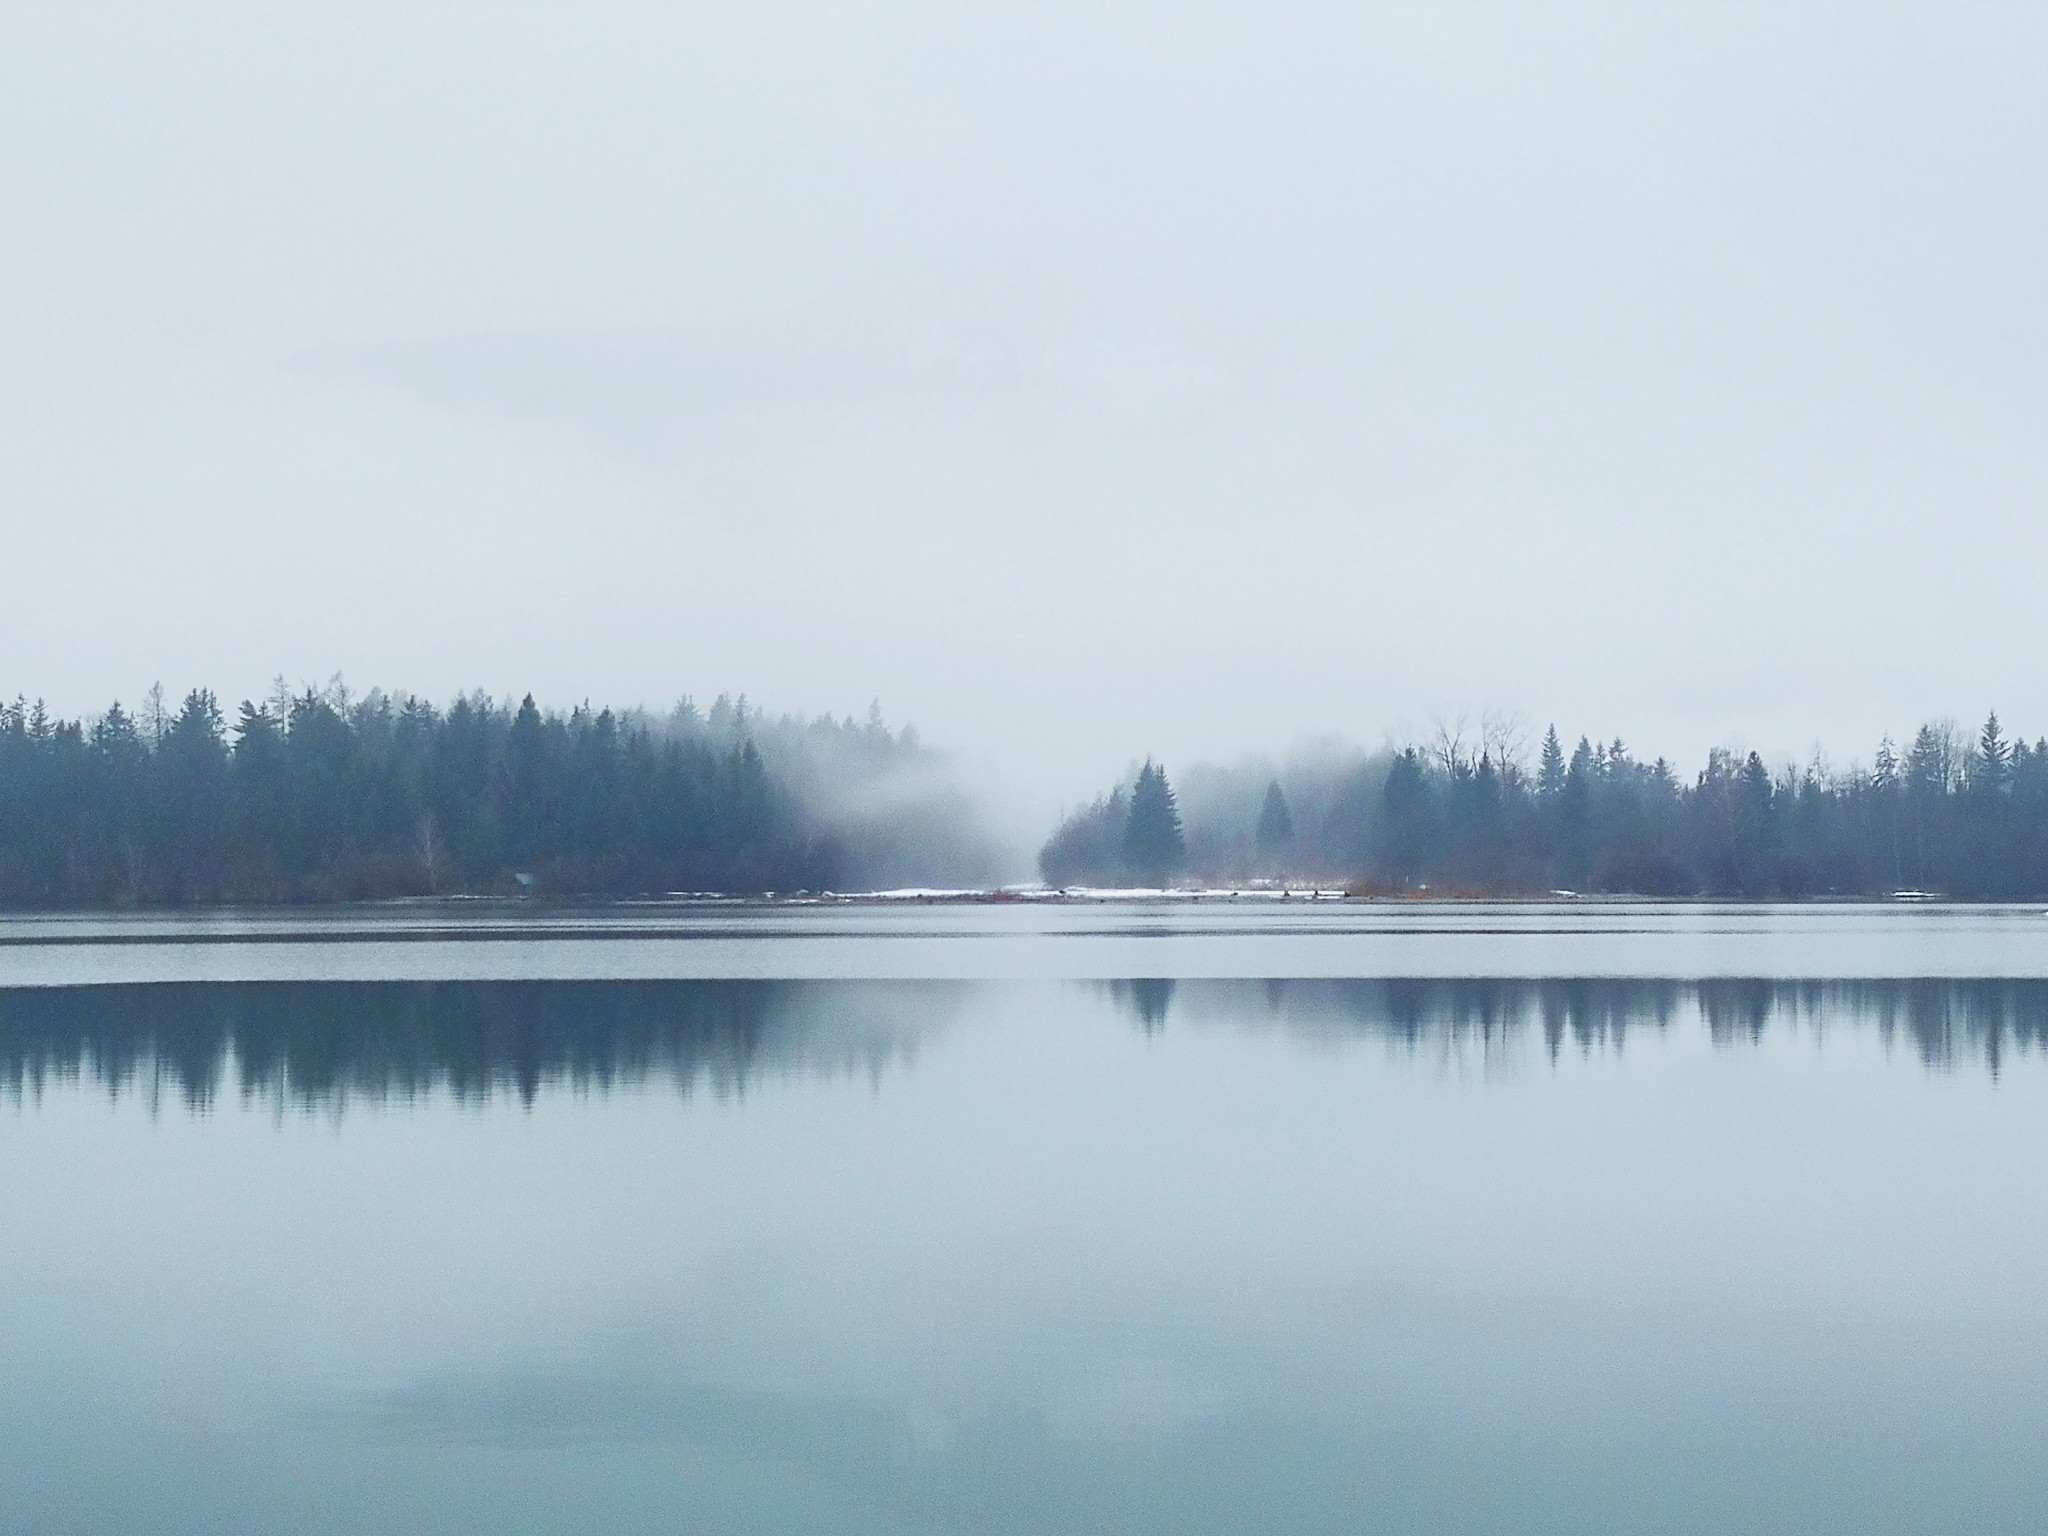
[10,977,2044,1110]
[0,981,947,1112]
[1108,978,2048,1075]
[1106,979,1177,1033]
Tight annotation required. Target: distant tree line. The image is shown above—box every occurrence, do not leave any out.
[0,681,989,906]
[1042,713,2048,898]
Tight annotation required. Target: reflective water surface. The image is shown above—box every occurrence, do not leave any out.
[6,905,2048,1533]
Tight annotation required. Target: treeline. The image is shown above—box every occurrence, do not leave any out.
[1042,713,2048,898]
[0,681,993,906]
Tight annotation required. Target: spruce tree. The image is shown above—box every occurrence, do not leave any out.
[1254,779,1294,862]
[1907,724,1948,797]
[1377,747,1433,888]
[1123,760,1186,886]
[1538,726,1565,797]
[1977,711,2010,794]
[91,702,142,763]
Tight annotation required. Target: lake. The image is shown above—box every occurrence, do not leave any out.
[6,901,2048,1533]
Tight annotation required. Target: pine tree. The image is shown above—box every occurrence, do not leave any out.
[1538,726,1565,797]
[1123,760,1186,885]
[1254,779,1294,861]
[1907,724,1950,797]
[92,701,140,759]
[1977,710,2010,794]
[234,700,280,754]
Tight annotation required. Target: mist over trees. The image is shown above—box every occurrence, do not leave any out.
[0,681,999,906]
[14,679,2048,904]
[1254,781,1295,869]
[1042,712,2048,898]
[1040,759,1188,887]
[646,695,1001,890]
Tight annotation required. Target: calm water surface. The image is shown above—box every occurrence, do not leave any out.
[5,903,2048,1533]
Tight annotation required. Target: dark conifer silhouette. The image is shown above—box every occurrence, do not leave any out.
[1538,726,1565,798]
[1977,712,2010,793]
[1254,780,1295,863]
[1123,761,1186,886]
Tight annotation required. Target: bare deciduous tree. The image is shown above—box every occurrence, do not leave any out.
[1480,707,1529,778]
[1429,711,1471,775]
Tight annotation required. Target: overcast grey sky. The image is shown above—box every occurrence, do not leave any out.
[4,3,2045,820]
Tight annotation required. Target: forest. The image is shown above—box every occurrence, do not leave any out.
[1041,713,2048,899]
[0,681,998,905]
[11,683,2048,905]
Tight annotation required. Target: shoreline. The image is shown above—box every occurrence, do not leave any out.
[0,888,2019,918]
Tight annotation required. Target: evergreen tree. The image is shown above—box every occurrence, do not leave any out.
[1907,725,1950,797]
[1538,726,1565,797]
[1123,760,1186,885]
[1735,751,1776,895]
[1976,710,2010,794]
[1567,736,1596,785]
[92,703,142,763]
[1375,748,1434,889]
[1254,779,1294,862]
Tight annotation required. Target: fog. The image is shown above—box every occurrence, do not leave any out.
[6,4,2046,834]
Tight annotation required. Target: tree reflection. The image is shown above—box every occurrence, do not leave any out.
[0,980,947,1112]
[1105,977,2048,1076]
[8,976,2044,1112]
[1107,979,1176,1034]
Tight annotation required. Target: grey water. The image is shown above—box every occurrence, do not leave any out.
[7,905,2048,1534]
